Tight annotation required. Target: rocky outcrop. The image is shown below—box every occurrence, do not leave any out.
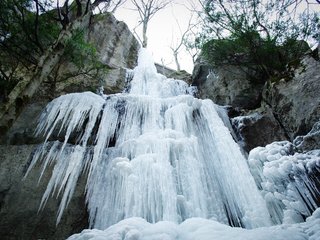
[0,145,88,240]
[155,64,192,84]
[39,13,140,99]
[89,13,139,94]
[263,55,320,140]
[232,106,288,152]
[193,49,320,151]
[294,121,320,152]
[192,57,263,110]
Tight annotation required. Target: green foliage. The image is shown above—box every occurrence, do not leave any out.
[38,10,61,47]
[0,0,60,98]
[63,28,107,79]
[198,0,318,83]
[0,0,58,61]
[202,29,309,82]
[64,29,98,68]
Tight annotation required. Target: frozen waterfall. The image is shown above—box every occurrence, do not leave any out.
[26,48,270,228]
[25,48,320,240]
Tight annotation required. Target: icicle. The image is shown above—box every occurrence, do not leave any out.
[248,142,320,224]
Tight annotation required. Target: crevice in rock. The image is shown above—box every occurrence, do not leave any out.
[0,188,10,210]
[264,100,290,140]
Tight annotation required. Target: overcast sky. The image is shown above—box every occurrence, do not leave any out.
[114,1,200,73]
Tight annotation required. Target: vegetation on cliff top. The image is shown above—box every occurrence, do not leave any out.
[0,0,112,101]
[197,0,320,83]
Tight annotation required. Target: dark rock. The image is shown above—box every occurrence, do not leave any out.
[155,64,192,84]
[232,106,287,152]
[0,145,88,240]
[192,56,263,109]
[191,56,211,87]
[294,121,320,152]
[0,103,46,145]
[263,56,320,140]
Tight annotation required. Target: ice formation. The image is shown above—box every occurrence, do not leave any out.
[248,141,320,225]
[25,48,320,239]
[67,209,320,240]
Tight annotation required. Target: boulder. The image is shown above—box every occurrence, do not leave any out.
[231,106,287,152]
[192,56,263,109]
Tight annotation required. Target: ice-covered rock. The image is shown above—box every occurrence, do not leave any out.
[67,209,320,240]
[249,141,320,224]
[294,121,320,152]
[231,106,287,152]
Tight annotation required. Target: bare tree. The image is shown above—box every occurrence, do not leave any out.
[170,15,196,71]
[131,0,170,47]
[56,0,111,29]
[95,0,127,14]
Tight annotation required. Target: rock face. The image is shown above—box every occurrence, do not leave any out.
[0,12,139,240]
[263,56,320,140]
[232,106,287,152]
[89,13,139,94]
[193,50,320,152]
[0,145,88,240]
[192,57,263,110]
[294,121,320,152]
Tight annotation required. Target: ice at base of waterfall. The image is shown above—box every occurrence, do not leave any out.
[68,208,320,240]
[248,141,320,225]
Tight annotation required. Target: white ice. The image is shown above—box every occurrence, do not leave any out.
[249,141,320,224]
[67,208,320,240]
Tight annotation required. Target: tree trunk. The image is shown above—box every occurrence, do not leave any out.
[142,21,148,48]
[173,51,180,71]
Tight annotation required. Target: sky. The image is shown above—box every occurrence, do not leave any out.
[114,1,200,73]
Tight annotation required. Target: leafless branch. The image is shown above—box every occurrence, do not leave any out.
[131,0,170,47]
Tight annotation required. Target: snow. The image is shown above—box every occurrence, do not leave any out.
[67,209,320,240]
[25,48,320,239]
